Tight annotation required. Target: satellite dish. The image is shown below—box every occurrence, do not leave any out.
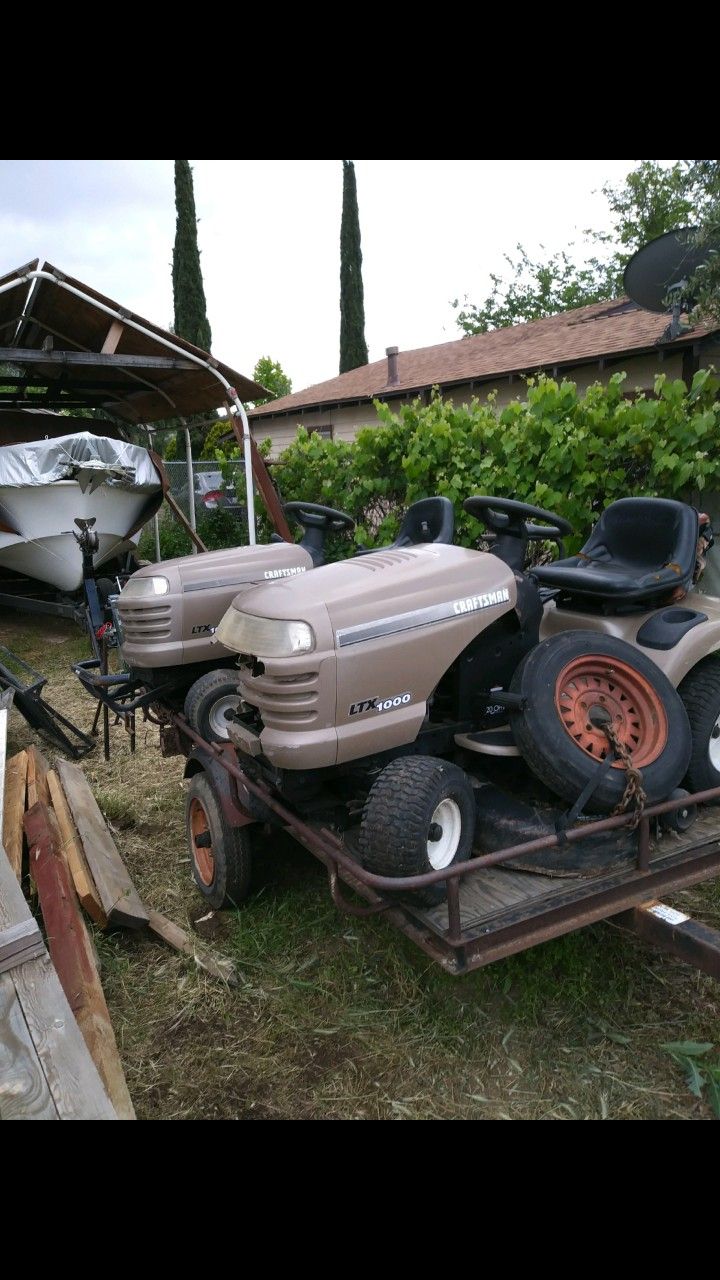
[623,227,711,313]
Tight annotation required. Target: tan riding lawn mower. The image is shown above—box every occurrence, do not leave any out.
[75,496,455,744]
[186,493,720,909]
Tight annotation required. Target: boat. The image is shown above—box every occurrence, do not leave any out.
[0,413,163,592]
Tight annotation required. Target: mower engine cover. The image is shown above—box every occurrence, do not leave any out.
[216,543,517,769]
[116,541,312,670]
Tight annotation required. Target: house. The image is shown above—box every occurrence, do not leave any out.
[248,298,720,457]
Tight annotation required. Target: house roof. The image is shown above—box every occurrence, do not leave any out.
[0,259,267,423]
[249,297,720,420]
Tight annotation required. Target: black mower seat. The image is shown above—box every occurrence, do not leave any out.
[531,498,699,603]
[389,496,454,547]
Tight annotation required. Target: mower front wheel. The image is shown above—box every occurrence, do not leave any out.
[184,668,242,744]
[358,756,476,904]
[186,773,254,909]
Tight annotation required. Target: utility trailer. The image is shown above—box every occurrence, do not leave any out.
[171,714,720,981]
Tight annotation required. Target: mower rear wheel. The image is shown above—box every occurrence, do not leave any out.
[510,631,691,812]
[186,773,254,909]
[184,669,242,744]
[358,756,475,904]
[678,658,720,800]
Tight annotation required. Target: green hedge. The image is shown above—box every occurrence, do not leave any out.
[270,370,720,556]
[137,507,246,562]
[138,370,720,563]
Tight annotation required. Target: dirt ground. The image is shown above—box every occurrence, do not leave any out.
[4,613,720,1120]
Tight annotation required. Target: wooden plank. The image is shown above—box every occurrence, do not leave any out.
[24,802,134,1119]
[3,750,27,879]
[26,745,50,808]
[0,918,44,972]
[0,837,35,936]
[0,842,116,1120]
[11,954,117,1120]
[0,972,59,1120]
[100,319,125,355]
[55,760,149,928]
[163,489,208,553]
[47,769,107,928]
[147,910,237,986]
[0,346,196,370]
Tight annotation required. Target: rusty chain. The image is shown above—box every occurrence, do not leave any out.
[602,721,647,828]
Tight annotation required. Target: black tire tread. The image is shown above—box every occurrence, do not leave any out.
[509,630,692,812]
[679,657,720,795]
[184,668,241,742]
[358,756,474,879]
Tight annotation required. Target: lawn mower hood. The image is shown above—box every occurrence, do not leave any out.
[116,541,312,670]
[217,543,517,769]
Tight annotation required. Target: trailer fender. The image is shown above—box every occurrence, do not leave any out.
[183,746,256,829]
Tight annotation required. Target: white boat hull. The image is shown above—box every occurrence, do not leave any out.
[0,481,151,592]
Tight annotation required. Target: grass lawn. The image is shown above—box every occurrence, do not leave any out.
[4,612,720,1120]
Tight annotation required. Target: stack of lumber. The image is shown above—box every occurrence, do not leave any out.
[1,746,235,1123]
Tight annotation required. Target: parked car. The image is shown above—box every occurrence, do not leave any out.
[194,471,245,519]
[195,471,226,510]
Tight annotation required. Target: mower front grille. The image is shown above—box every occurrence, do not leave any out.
[118,603,173,642]
[239,668,319,726]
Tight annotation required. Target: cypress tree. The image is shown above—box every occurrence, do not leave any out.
[339,160,368,373]
[172,160,212,352]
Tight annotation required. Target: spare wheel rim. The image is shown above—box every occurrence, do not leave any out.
[209,694,240,740]
[427,798,462,870]
[554,655,668,769]
[709,716,720,769]
[189,797,215,884]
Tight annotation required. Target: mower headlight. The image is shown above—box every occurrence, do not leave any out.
[120,575,170,599]
[217,610,315,657]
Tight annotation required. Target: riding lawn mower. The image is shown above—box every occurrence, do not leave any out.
[183,493,720,907]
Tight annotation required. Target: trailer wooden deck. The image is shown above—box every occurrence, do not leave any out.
[416,812,719,936]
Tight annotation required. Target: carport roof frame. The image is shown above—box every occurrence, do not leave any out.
[0,259,267,423]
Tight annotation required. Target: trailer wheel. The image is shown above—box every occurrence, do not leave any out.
[510,631,691,812]
[659,788,698,833]
[186,773,253,909]
[678,658,720,800]
[358,756,475,904]
[184,669,242,743]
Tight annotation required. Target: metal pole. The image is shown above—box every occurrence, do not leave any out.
[101,636,110,762]
[181,419,198,555]
[146,427,162,563]
[226,396,257,545]
[0,688,13,832]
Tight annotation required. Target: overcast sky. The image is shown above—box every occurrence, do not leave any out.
[0,159,669,393]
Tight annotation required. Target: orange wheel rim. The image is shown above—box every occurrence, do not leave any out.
[554,655,668,769]
[189,797,214,885]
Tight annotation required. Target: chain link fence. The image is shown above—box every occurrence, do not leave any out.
[138,458,249,561]
[162,458,246,525]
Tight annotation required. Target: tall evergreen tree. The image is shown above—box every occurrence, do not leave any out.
[172,160,212,352]
[339,160,368,373]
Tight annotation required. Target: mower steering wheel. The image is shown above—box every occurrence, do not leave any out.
[283,501,355,535]
[463,496,573,541]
